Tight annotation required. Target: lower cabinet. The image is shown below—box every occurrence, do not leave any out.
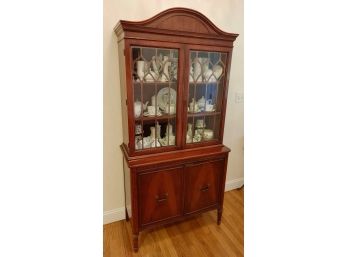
[137,159,225,227]
[124,151,229,252]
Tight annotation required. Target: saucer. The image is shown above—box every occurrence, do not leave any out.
[143,112,162,117]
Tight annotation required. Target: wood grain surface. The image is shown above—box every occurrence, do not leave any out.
[104,188,244,257]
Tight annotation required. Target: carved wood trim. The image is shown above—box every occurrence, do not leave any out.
[115,8,238,42]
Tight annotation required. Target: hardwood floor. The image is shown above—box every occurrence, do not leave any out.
[103,188,244,257]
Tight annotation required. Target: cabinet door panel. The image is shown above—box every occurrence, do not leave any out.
[184,160,224,213]
[131,46,179,151]
[139,167,183,225]
[185,50,228,145]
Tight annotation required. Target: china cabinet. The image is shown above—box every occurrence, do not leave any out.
[115,7,238,252]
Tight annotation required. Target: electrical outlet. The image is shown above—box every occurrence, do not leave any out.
[235,92,244,103]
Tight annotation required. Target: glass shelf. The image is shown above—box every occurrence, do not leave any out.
[187,111,221,118]
[135,114,176,122]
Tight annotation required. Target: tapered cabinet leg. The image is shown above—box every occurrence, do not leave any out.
[133,233,139,252]
[217,209,222,225]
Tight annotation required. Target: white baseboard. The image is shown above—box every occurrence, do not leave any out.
[103,207,125,225]
[224,177,244,191]
[103,178,244,224]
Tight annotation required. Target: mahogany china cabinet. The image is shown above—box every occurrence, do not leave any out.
[115,8,238,252]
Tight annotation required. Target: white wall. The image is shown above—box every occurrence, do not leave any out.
[104,0,244,223]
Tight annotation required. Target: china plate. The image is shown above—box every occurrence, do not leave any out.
[156,87,177,111]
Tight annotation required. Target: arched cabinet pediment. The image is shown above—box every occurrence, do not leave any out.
[115,8,238,46]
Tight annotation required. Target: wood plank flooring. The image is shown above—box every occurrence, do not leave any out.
[104,188,244,257]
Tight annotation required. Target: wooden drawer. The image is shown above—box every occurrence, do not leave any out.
[184,159,224,214]
[138,167,183,226]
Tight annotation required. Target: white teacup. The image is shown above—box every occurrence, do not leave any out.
[147,105,160,116]
[189,102,199,113]
[205,104,215,112]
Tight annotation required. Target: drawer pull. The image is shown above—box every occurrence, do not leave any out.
[155,193,168,203]
[200,184,210,192]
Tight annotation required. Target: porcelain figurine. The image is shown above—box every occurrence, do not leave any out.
[186,123,193,143]
[134,100,148,118]
[189,98,199,113]
[151,56,160,77]
[144,69,158,82]
[197,96,206,109]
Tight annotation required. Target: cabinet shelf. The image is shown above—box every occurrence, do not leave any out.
[135,114,176,122]
[133,81,177,86]
[189,82,219,86]
[187,111,221,117]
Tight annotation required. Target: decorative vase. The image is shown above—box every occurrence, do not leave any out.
[156,122,161,137]
[137,61,145,81]
[186,123,193,143]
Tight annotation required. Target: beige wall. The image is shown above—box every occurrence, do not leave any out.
[104,0,244,213]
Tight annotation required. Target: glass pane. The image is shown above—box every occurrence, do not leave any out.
[159,118,176,147]
[186,50,227,144]
[131,46,178,150]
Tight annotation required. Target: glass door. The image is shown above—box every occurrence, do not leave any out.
[185,50,228,144]
[131,46,179,151]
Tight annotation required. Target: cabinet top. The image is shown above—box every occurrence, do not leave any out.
[114,8,238,46]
